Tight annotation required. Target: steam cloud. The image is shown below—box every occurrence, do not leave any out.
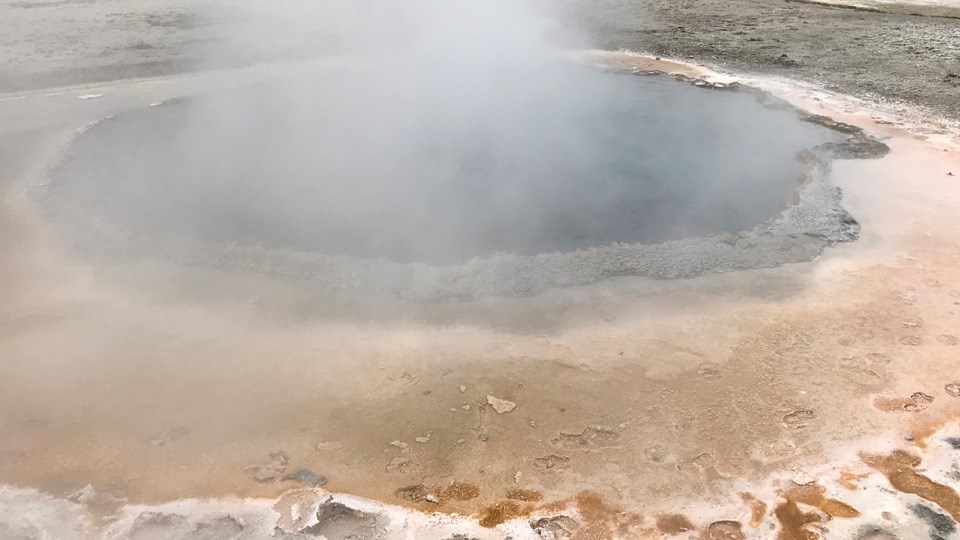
[49,0,838,267]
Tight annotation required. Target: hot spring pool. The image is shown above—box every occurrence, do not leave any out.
[39,61,881,300]
[45,66,844,265]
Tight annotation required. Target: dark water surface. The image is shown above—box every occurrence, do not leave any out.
[48,66,840,264]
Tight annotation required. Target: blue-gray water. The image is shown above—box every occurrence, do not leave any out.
[48,67,840,265]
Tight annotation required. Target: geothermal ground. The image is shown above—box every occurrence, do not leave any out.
[3,2,960,540]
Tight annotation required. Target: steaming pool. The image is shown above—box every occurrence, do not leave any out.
[41,65,873,299]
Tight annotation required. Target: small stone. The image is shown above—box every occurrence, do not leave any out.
[783,408,817,428]
[514,471,522,484]
[487,395,517,414]
[461,403,470,410]
[945,382,960,397]
[425,494,439,504]
[905,435,915,441]
[415,434,431,443]
[459,385,467,393]
[456,439,466,446]
[618,423,627,429]
[478,433,489,442]
[450,408,458,412]
[791,468,815,485]
[390,440,408,450]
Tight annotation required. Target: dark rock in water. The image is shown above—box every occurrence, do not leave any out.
[283,468,327,487]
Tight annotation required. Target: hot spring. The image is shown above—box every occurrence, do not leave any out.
[40,60,864,299]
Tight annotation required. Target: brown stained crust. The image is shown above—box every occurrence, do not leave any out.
[861,450,960,522]
[492,490,650,537]
[874,391,935,413]
[506,488,544,502]
[838,471,871,490]
[903,407,960,449]
[574,491,646,538]
[394,482,480,505]
[477,500,527,528]
[789,484,860,517]
[774,496,821,540]
[740,492,768,528]
[774,483,860,540]
[874,396,914,412]
[443,482,481,501]
[656,513,696,534]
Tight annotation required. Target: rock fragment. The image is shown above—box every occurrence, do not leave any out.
[486,395,516,414]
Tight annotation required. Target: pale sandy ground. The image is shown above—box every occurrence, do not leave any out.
[1,49,960,538]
